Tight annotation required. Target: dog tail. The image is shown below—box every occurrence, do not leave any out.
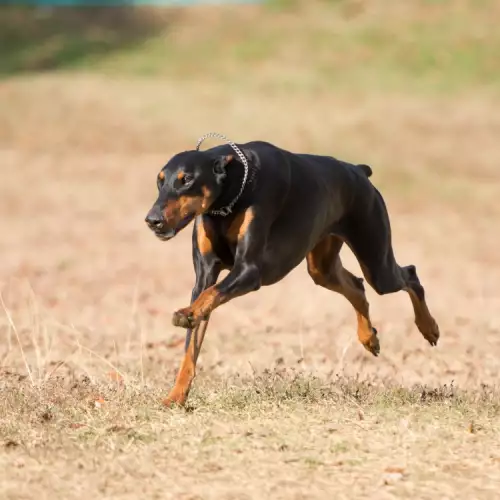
[357,164,372,178]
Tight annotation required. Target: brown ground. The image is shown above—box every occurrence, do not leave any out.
[1,3,500,499]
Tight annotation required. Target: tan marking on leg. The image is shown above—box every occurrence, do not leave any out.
[405,287,440,345]
[307,236,379,356]
[227,207,254,242]
[196,220,213,256]
[190,286,223,319]
[172,286,223,329]
[334,265,378,354]
[163,319,210,407]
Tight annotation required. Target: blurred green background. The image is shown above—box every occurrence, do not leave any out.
[2,1,499,94]
[2,0,499,212]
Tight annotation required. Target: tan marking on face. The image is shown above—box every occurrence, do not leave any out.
[158,171,165,181]
[201,186,213,210]
[227,207,254,242]
[178,195,204,217]
[177,171,185,181]
[196,220,213,256]
[162,186,214,225]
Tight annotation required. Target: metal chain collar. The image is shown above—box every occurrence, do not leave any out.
[196,132,249,217]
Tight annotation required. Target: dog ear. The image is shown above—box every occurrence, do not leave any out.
[213,155,233,183]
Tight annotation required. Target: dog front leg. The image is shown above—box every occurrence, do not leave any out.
[172,262,261,329]
[163,261,221,408]
[173,207,266,329]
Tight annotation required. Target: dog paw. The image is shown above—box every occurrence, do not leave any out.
[172,309,195,329]
[420,318,440,346]
[361,327,380,357]
[162,388,187,408]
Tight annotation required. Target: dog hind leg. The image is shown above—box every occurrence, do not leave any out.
[344,189,440,346]
[307,235,380,356]
[400,264,440,346]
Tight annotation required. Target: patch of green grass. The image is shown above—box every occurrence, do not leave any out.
[2,2,500,94]
[0,6,165,75]
[348,19,500,92]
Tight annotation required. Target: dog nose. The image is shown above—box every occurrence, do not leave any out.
[145,212,164,229]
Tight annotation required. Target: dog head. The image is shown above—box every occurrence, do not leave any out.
[145,150,233,241]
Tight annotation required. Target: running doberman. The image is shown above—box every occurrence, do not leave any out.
[145,137,440,407]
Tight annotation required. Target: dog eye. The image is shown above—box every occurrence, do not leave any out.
[181,173,194,185]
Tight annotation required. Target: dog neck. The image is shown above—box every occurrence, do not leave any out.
[209,153,258,216]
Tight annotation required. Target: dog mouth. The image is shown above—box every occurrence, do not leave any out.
[152,214,194,241]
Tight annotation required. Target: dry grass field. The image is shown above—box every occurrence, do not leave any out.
[1,2,500,498]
